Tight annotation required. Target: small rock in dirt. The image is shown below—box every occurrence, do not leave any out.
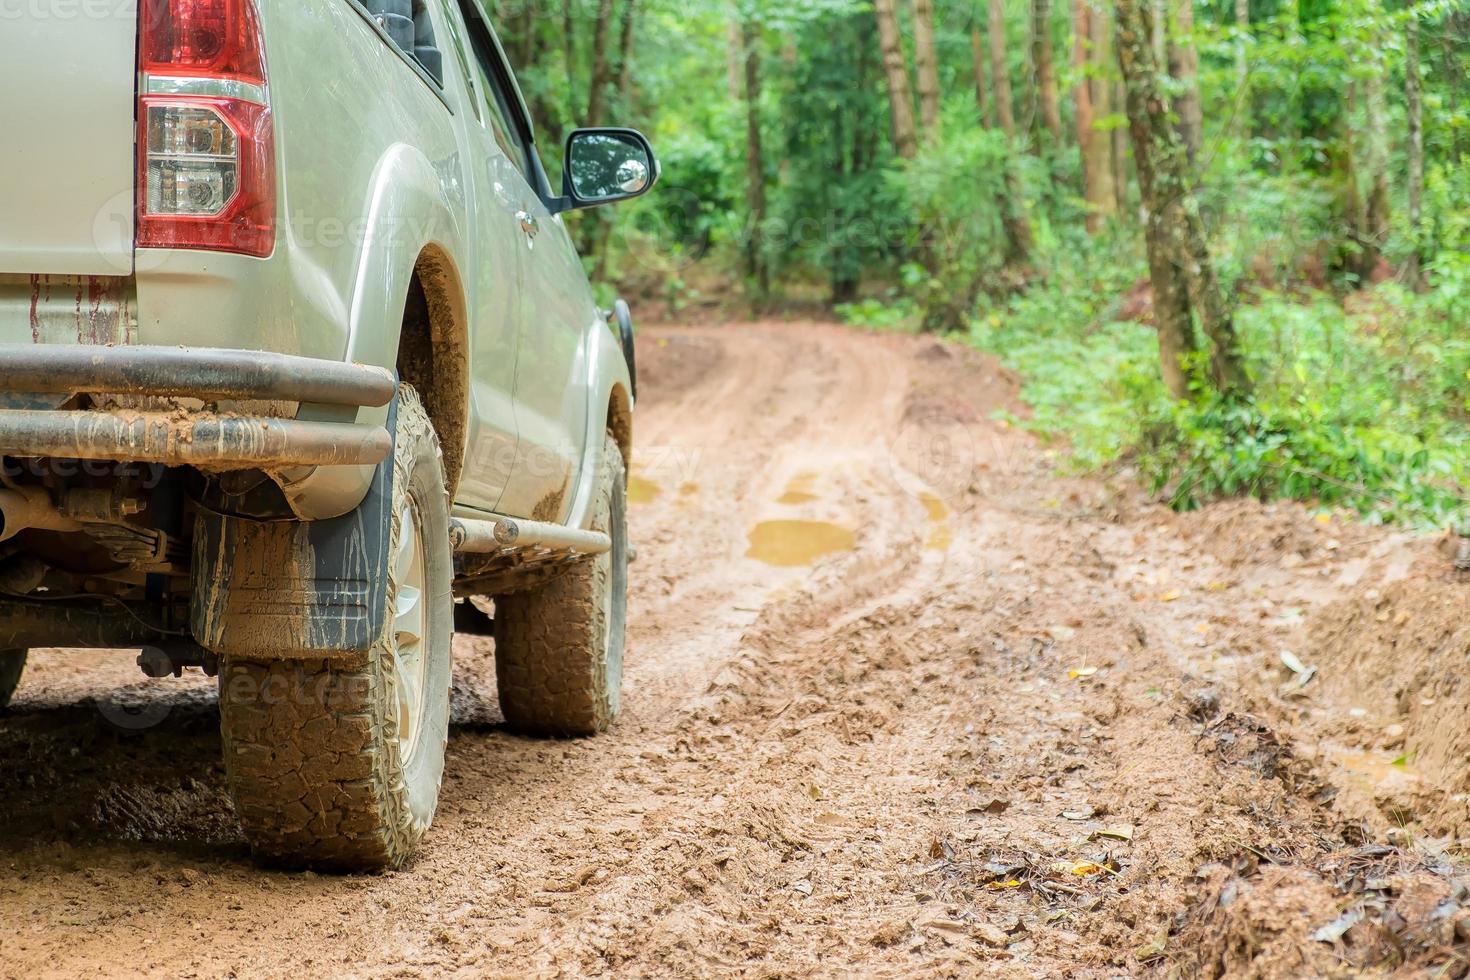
[1312,908,1364,943]
[968,798,1010,816]
[870,920,910,947]
[1187,689,1221,722]
[972,922,1013,948]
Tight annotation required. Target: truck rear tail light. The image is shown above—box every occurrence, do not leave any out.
[137,0,276,258]
[141,0,267,86]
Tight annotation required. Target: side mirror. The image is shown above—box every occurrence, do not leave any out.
[561,128,659,210]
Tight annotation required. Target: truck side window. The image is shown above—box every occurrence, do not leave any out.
[437,0,481,124]
[456,3,529,177]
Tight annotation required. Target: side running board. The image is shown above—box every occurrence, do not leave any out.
[450,515,611,556]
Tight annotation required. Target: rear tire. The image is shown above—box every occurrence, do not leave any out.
[494,435,628,737]
[0,650,25,709]
[219,387,453,871]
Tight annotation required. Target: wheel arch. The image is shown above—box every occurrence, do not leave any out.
[607,382,633,473]
[395,245,471,500]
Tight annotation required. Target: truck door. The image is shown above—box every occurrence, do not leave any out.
[455,5,594,522]
[437,0,528,513]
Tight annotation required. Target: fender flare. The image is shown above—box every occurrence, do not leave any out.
[613,299,637,401]
[282,144,469,521]
[563,313,635,530]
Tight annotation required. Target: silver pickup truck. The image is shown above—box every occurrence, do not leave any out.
[0,0,656,869]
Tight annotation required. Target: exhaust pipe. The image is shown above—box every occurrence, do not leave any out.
[0,487,80,542]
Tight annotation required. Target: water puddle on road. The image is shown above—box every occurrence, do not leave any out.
[919,491,952,552]
[777,472,820,506]
[1330,747,1422,793]
[628,473,662,505]
[746,520,856,567]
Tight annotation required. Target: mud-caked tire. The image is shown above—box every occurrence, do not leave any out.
[218,387,453,871]
[0,649,26,709]
[495,435,628,737]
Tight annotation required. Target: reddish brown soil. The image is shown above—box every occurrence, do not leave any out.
[1,321,1468,977]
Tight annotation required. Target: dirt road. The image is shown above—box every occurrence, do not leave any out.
[2,321,1468,977]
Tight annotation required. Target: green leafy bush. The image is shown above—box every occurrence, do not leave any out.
[971,237,1470,529]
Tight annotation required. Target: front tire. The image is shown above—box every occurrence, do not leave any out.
[494,434,628,737]
[219,387,453,871]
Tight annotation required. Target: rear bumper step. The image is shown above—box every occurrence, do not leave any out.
[0,345,394,469]
[0,411,390,468]
[0,343,396,406]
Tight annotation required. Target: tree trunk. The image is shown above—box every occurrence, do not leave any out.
[563,0,578,106]
[1358,23,1390,283]
[1072,0,1097,229]
[616,0,638,109]
[1150,0,1166,65]
[912,0,941,139]
[971,25,994,126]
[515,5,538,72]
[1233,0,1249,138]
[1116,0,1249,398]
[741,18,770,302]
[586,0,617,125]
[1444,18,1468,162]
[1112,78,1129,211]
[989,0,1017,139]
[1086,3,1118,225]
[1032,0,1063,140]
[1167,0,1202,165]
[726,18,743,101]
[873,0,919,158]
[1404,14,1424,285]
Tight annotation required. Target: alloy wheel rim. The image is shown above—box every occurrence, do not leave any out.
[392,499,429,763]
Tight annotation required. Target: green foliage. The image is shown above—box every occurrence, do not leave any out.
[774,8,900,299]
[888,122,1015,332]
[974,241,1470,528]
[493,0,1470,530]
[835,295,921,331]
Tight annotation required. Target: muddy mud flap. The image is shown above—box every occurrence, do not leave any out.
[191,400,399,660]
[614,299,637,400]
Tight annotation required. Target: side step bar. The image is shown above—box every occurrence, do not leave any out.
[450,515,611,556]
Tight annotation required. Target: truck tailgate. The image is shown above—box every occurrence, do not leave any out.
[0,15,136,276]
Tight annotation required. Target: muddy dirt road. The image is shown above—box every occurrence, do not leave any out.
[3,321,1469,977]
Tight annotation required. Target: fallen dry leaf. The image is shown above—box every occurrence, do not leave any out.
[1093,825,1135,842]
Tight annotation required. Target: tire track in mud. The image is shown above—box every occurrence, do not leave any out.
[1,321,1467,977]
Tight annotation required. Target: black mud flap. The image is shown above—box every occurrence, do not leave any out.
[191,400,398,660]
[614,298,637,401]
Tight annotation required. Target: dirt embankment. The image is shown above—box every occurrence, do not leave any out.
[1,321,1468,977]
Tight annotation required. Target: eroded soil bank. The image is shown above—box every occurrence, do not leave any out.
[2,321,1468,977]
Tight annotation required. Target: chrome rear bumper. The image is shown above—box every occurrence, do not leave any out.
[0,344,394,469]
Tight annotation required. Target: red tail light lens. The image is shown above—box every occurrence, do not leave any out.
[138,0,275,258]
[141,0,267,85]
[138,98,275,256]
